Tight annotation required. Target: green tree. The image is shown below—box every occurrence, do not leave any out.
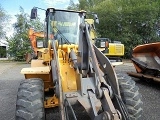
[91,0,160,58]
[0,5,8,39]
[67,0,79,10]
[69,0,160,58]
[7,7,43,61]
[67,0,105,11]
[0,5,9,58]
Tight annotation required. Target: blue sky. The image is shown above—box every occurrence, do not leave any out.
[1,0,79,15]
[1,0,79,37]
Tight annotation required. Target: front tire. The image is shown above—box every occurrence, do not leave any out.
[117,73,143,120]
[16,78,45,120]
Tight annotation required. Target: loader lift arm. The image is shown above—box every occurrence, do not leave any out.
[51,18,130,119]
[76,22,130,119]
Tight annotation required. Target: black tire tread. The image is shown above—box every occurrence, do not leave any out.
[117,73,143,120]
[16,78,44,120]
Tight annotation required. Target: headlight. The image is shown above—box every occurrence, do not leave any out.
[100,41,106,47]
[37,40,44,48]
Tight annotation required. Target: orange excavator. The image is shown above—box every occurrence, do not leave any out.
[25,28,44,63]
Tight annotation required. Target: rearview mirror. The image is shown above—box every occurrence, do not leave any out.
[94,14,99,24]
[31,8,37,19]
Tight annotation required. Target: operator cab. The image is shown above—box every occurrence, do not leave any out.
[45,8,85,46]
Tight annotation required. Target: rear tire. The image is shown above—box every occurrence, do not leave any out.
[117,73,143,120]
[16,78,45,120]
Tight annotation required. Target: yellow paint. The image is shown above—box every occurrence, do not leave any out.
[106,43,124,56]
[22,28,79,108]
[58,44,78,92]
[44,95,59,108]
[85,19,96,41]
[59,58,77,92]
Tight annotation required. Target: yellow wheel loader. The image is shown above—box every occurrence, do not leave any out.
[85,19,124,64]
[15,8,142,120]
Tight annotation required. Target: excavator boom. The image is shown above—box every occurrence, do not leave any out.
[25,28,44,63]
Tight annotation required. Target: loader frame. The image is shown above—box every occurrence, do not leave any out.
[16,7,142,120]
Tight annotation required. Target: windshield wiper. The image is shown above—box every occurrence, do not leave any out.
[54,27,71,45]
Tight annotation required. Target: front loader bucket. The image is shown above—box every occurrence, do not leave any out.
[128,42,160,82]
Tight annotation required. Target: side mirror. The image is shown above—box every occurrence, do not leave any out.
[94,14,99,24]
[31,8,37,19]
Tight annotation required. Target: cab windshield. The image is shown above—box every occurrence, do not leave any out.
[49,11,81,44]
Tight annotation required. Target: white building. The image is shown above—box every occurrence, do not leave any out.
[0,40,8,60]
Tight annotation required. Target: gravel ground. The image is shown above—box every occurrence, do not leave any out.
[0,62,29,120]
[0,61,160,120]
